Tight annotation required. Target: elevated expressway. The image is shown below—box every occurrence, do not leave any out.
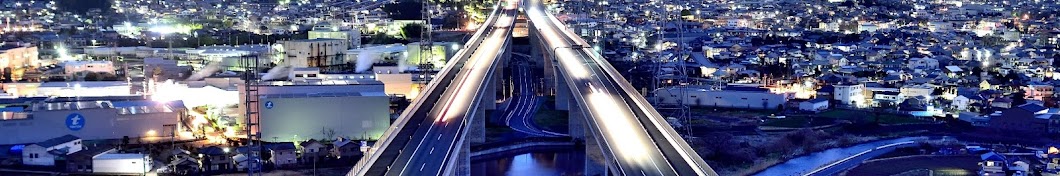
[348,1,519,175]
[525,0,719,175]
[349,0,719,174]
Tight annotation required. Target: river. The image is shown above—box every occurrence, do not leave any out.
[754,136,932,176]
[471,150,585,176]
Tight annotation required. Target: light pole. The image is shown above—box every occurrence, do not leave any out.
[550,45,583,96]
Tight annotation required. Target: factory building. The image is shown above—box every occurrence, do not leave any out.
[2,81,133,97]
[0,99,185,145]
[655,85,791,109]
[240,79,390,143]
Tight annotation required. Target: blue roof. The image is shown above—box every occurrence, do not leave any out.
[1018,103,1047,113]
[981,152,1006,161]
[818,85,835,92]
[198,146,227,155]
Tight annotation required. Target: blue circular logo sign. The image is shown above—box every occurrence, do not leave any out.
[265,101,274,109]
[66,113,85,131]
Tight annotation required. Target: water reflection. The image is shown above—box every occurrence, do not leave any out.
[755,137,929,176]
[472,150,584,176]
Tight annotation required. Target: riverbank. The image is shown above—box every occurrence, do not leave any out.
[842,155,979,176]
[750,136,928,175]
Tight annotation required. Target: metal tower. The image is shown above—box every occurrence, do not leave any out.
[649,2,692,138]
[418,0,434,87]
[242,54,262,176]
[673,7,692,138]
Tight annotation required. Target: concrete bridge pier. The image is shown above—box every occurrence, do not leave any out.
[567,92,585,140]
[453,131,472,176]
[582,119,608,176]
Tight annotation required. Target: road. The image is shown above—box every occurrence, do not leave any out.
[502,53,564,137]
[382,3,520,176]
[526,0,717,175]
[351,1,519,175]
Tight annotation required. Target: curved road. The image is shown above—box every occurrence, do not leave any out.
[502,53,565,137]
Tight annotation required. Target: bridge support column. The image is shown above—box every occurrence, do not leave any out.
[583,119,607,176]
[470,104,486,144]
[484,72,498,111]
[568,98,585,140]
[554,70,571,111]
[454,134,471,176]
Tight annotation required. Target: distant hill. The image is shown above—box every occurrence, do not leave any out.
[54,0,112,14]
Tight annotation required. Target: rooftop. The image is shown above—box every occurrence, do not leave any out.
[35,135,79,148]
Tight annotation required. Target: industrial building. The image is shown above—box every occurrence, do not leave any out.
[2,81,133,97]
[0,99,185,145]
[240,78,391,143]
[308,23,362,49]
[655,85,791,109]
[282,39,349,72]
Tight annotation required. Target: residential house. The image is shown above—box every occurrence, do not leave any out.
[980,79,1002,91]
[953,89,986,112]
[959,112,990,126]
[265,142,297,167]
[980,152,1007,175]
[232,153,260,171]
[65,145,114,173]
[198,146,233,172]
[331,139,363,159]
[1025,84,1054,103]
[992,97,1013,109]
[161,148,200,175]
[816,85,835,100]
[300,139,327,163]
[872,91,902,107]
[900,84,936,100]
[22,135,83,166]
[944,65,966,78]
[799,98,830,112]
[908,57,939,70]
[833,83,866,107]
[989,103,1051,134]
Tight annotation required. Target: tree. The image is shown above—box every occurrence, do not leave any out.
[1012,91,1027,106]
[381,1,424,20]
[1004,71,1021,84]
[680,9,693,17]
[971,66,983,77]
[1053,54,1060,67]
[401,24,425,39]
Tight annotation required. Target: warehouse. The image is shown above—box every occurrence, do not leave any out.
[241,79,391,143]
[0,99,185,145]
[655,85,791,109]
